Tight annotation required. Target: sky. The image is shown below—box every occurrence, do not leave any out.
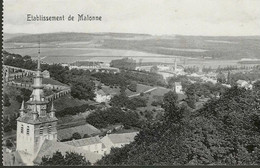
[3,0,260,36]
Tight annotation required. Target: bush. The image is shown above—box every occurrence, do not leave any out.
[86,107,142,129]
[72,132,81,140]
[3,94,11,107]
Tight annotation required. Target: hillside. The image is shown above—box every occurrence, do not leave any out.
[4,32,260,60]
[4,32,151,43]
[96,86,260,165]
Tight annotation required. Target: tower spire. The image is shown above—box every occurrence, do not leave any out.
[19,100,25,117]
[37,37,41,70]
[32,103,38,120]
[50,101,56,118]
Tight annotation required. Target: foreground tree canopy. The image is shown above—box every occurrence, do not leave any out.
[96,86,260,165]
[40,151,91,165]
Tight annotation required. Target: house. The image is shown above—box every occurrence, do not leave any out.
[64,136,106,155]
[94,89,111,103]
[100,132,139,154]
[174,82,183,94]
[236,80,253,90]
[237,80,248,87]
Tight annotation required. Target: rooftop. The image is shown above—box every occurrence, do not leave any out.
[106,132,139,144]
[33,140,102,165]
[58,124,101,141]
[64,136,102,147]
[17,112,58,125]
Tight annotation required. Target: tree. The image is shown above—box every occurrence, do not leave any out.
[185,84,196,109]
[3,93,11,106]
[97,86,260,165]
[40,151,91,165]
[217,73,226,83]
[162,91,181,122]
[253,80,260,91]
[128,81,137,92]
[72,132,81,140]
[6,139,13,148]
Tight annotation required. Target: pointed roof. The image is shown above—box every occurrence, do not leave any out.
[37,40,41,71]
[20,100,25,111]
[65,136,102,147]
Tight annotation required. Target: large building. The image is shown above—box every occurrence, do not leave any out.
[16,55,58,161]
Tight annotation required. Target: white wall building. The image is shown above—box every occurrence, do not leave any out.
[100,132,138,154]
[174,82,183,94]
[65,136,106,155]
[94,89,111,103]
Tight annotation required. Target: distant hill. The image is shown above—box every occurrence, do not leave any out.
[4,32,151,43]
[4,32,260,60]
[3,33,30,40]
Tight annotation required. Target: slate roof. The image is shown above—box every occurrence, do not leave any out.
[64,136,102,147]
[106,132,138,144]
[33,140,102,165]
[58,124,101,141]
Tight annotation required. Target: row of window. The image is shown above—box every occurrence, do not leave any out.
[21,124,53,135]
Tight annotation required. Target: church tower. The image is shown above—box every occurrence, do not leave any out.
[16,46,58,156]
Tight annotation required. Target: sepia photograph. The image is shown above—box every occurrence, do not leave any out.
[2,0,260,166]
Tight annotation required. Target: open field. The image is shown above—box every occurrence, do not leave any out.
[3,32,260,67]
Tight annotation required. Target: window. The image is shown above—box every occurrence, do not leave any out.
[26,126,30,135]
[48,125,52,134]
[39,126,44,135]
[21,124,24,134]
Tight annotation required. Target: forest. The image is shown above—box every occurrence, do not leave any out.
[96,85,260,165]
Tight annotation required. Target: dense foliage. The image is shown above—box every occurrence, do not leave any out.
[3,50,37,70]
[3,93,11,107]
[96,86,260,165]
[110,57,136,70]
[121,70,166,87]
[56,104,95,117]
[15,88,32,103]
[92,72,129,87]
[3,51,96,100]
[3,114,17,132]
[109,89,147,110]
[85,107,142,129]
[40,151,91,165]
